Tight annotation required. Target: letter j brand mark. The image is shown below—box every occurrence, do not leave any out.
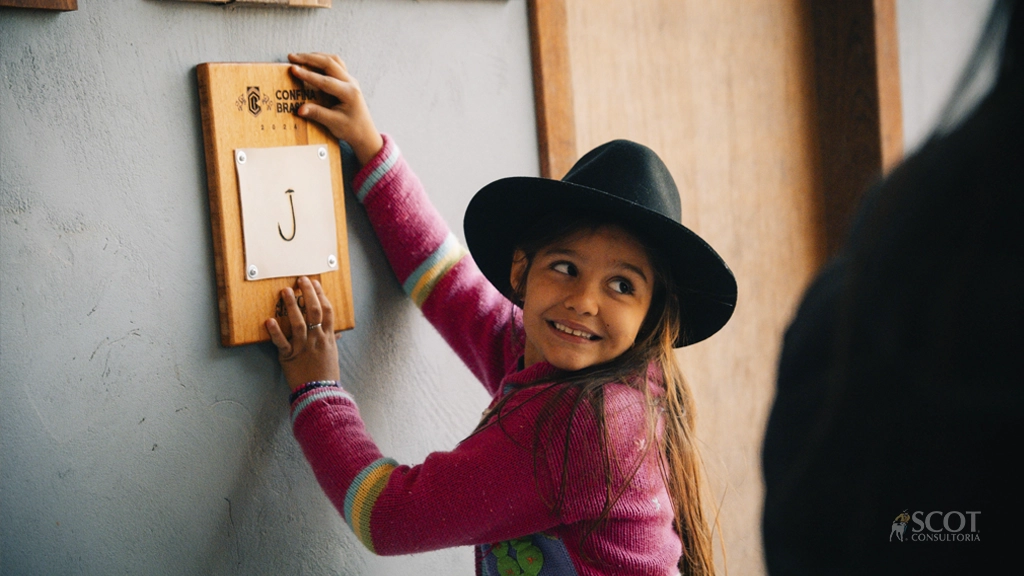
[279,189,296,241]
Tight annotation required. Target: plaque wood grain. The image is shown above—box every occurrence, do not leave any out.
[0,0,77,9]
[197,62,354,347]
[176,0,329,7]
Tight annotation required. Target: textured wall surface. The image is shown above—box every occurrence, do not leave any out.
[0,1,536,573]
[898,0,997,152]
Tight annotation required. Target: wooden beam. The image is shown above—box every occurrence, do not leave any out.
[874,0,904,172]
[527,0,576,179]
[806,0,903,255]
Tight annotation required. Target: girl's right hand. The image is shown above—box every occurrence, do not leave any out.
[288,53,384,166]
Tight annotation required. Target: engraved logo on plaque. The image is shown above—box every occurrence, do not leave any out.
[246,86,263,116]
[236,86,272,117]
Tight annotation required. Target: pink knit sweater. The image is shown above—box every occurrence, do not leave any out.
[290,135,683,575]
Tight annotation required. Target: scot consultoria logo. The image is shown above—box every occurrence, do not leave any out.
[890,509,981,542]
[890,510,910,542]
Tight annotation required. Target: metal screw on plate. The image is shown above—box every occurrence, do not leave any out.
[327,254,337,268]
[236,151,247,164]
[247,264,258,279]
[317,147,328,160]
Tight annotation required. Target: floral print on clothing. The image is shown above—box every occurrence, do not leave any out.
[480,533,579,576]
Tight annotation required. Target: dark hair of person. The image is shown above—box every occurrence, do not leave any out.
[762,1,1022,571]
[471,211,716,576]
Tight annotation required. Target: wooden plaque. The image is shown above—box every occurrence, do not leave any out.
[174,0,330,7]
[0,0,77,10]
[197,62,354,347]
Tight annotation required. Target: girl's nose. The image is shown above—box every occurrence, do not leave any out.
[563,281,599,316]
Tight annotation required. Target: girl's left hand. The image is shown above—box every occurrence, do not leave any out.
[266,277,341,392]
[287,52,383,166]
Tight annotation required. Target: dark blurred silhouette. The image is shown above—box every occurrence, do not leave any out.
[762,0,1023,573]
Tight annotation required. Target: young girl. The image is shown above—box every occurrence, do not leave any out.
[268,52,737,576]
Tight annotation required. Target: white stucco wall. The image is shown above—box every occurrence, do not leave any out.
[898,0,997,153]
[1,1,536,573]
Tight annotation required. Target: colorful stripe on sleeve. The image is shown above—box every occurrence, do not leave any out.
[356,144,401,203]
[290,386,355,425]
[344,457,399,553]
[402,232,469,308]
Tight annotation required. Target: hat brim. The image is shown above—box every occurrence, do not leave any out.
[464,176,737,347]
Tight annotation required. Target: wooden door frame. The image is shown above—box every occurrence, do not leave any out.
[527,0,903,254]
[527,0,577,181]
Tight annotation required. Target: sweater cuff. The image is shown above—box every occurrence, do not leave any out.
[352,133,400,203]
[289,380,356,425]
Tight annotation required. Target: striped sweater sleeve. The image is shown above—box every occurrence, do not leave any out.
[351,135,520,396]
[289,379,615,559]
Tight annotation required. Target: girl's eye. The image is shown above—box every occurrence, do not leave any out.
[551,261,577,276]
[609,278,634,295]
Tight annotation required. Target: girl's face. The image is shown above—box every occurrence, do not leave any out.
[512,225,655,372]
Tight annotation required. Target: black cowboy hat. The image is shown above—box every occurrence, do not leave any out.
[464,139,737,347]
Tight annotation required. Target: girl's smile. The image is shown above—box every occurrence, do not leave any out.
[512,225,655,372]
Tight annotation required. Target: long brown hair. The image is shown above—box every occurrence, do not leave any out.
[475,212,716,576]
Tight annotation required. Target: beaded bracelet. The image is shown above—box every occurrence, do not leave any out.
[289,380,341,405]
